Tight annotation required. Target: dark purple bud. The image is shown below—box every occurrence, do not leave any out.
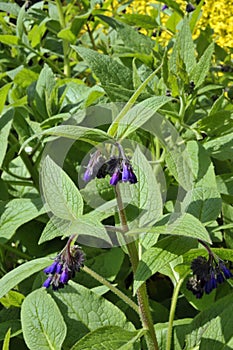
[217,272,224,284]
[60,268,69,284]
[205,272,217,294]
[44,261,58,274]
[162,4,168,10]
[220,262,233,279]
[129,170,137,184]
[186,3,195,12]
[43,277,52,288]
[110,170,121,186]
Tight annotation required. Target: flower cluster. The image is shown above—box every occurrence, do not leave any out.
[187,255,232,298]
[43,236,85,290]
[83,145,137,186]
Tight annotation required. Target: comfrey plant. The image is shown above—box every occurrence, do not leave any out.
[187,240,232,299]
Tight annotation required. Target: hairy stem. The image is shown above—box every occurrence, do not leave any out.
[83,265,139,314]
[166,278,184,350]
[115,185,159,350]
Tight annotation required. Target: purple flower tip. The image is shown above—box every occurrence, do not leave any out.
[110,170,121,186]
[220,263,233,279]
[43,277,52,288]
[162,4,168,10]
[44,261,58,274]
[83,169,91,182]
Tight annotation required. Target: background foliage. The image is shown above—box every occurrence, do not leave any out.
[0,0,233,349]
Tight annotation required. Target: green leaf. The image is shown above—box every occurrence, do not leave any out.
[185,293,233,349]
[0,257,51,299]
[134,235,197,293]
[120,146,163,233]
[0,291,24,308]
[179,17,196,75]
[165,140,218,191]
[21,289,67,350]
[0,197,46,242]
[216,173,233,196]
[181,186,221,223]
[116,96,172,140]
[204,132,233,160]
[189,0,205,33]
[0,320,21,342]
[72,46,133,98]
[0,35,19,46]
[53,282,135,349]
[129,213,211,243]
[57,28,76,43]
[14,68,39,89]
[0,83,12,114]
[70,326,143,350]
[39,216,71,244]
[190,43,214,88]
[0,2,20,16]
[198,110,233,137]
[0,109,14,168]
[41,156,83,221]
[97,15,154,55]
[34,64,56,119]
[20,125,112,152]
[2,328,11,350]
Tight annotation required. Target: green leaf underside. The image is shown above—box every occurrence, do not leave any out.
[41,156,83,220]
[0,258,52,299]
[53,281,135,348]
[116,96,173,140]
[20,125,113,153]
[21,289,67,350]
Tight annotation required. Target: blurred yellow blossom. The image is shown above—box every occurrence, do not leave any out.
[109,0,233,48]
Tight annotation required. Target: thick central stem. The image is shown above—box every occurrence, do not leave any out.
[115,185,159,350]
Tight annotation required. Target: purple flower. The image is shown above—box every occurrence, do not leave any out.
[44,261,58,274]
[60,267,69,284]
[83,144,137,186]
[43,236,85,291]
[43,277,52,288]
[187,254,232,298]
[186,3,195,12]
[110,169,121,185]
[83,150,106,182]
[162,4,168,11]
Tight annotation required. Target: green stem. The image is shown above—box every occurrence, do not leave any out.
[108,63,163,138]
[55,0,71,77]
[9,134,40,191]
[0,243,32,261]
[86,22,97,50]
[115,186,159,350]
[83,265,139,314]
[166,278,184,350]
[22,43,65,76]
